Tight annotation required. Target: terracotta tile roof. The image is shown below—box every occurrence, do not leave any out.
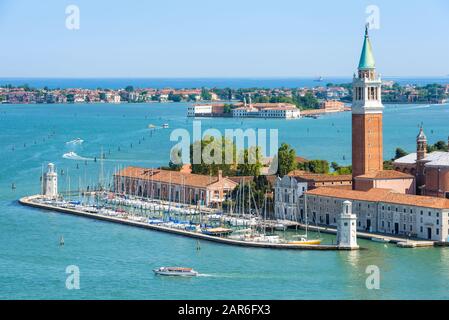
[115,167,237,189]
[306,187,449,210]
[288,171,353,182]
[355,170,414,179]
[295,156,308,164]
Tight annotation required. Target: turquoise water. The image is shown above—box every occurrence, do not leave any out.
[1,102,449,299]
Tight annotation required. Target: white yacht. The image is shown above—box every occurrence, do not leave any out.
[62,151,79,159]
[153,267,198,277]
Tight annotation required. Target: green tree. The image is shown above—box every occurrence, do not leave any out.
[201,88,212,101]
[330,161,352,175]
[428,141,448,152]
[66,94,75,103]
[296,92,320,110]
[298,160,329,174]
[237,147,263,176]
[168,93,182,102]
[190,137,237,176]
[223,103,236,114]
[277,143,297,176]
[395,147,409,159]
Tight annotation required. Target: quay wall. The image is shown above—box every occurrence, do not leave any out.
[19,196,356,251]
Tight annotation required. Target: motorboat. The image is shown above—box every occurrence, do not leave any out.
[371,237,390,243]
[274,223,287,231]
[62,151,78,159]
[206,214,222,221]
[148,218,164,225]
[66,138,84,145]
[153,267,198,277]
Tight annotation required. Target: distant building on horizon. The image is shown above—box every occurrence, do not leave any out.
[187,102,300,119]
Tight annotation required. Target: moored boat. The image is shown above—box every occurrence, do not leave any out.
[288,238,322,245]
[371,237,390,243]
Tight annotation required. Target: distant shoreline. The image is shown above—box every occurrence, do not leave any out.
[0,76,448,90]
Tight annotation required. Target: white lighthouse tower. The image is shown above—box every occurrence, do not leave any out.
[337,200,358,249]
[43,163,58,198]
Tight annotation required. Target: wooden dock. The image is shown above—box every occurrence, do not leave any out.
[19,195,358,251]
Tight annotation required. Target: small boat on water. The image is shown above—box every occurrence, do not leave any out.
[162,123,169,128]
[62,151,81,160]
[289,238,322,245]
[371,237,390,243]
[66,138,84,145]
[148,124,156,129]
[274,223,287,231]
[153,267,198,277]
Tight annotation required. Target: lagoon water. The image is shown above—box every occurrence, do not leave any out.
[1,102,449,299]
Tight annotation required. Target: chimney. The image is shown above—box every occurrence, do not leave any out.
[218,170,223,180]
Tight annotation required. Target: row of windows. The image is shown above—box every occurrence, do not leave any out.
[381,205,440,218]
[354,86,380,101]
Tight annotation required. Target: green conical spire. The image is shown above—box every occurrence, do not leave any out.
[358,25,376,70]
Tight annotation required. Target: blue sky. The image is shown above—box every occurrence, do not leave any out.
[0,0,448,77]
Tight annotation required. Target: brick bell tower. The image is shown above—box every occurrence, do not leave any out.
[352,25,384,185]
[416,126,427,194]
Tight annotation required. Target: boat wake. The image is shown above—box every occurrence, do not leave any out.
[62,152,159,164]
[62,152,92,161]
[66,138,84,145]
[406,105,431,110]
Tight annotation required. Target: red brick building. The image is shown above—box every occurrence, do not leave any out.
[114,167,238,207]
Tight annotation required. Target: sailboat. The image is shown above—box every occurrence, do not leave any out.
[287,194,322,245]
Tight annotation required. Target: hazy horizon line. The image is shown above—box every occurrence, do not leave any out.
[0,75,448,80]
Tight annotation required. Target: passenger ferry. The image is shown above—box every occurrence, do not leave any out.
[153,267,198,277]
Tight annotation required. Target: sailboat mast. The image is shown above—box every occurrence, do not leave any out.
[41,164,44,196]
[242,178,245,217]
[99,146,104,191]
[304,193,308,238]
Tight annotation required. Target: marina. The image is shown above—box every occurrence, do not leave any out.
[19,194,350,250]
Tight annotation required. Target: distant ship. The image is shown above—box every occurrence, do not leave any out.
[314,76,324,82]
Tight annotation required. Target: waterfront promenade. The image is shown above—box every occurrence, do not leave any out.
[296,222,435,248]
